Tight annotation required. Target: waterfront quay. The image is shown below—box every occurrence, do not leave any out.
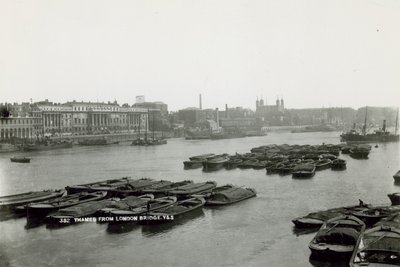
[0,132,399,266]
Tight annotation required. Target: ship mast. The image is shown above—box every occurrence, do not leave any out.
[362,106,368,136]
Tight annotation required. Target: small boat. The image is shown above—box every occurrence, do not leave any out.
[206,185,256,205]
[131,138,167,146]
[350,225,400,266]
[26,191,107,218]
[292,210,344,229]
[65,177,135,194]
[352,206,395,226]
[278,163,297,175]
[184,153,216,169]
[393,170,400,184]
[341,146,353,154]
[0,190,65,211]
[250,160,267,170]
[10,157,31,163]
[266,163,280,174]
[292,202,370,229]
[292,164,316,178]
[237,158,259,169]
[183,160,204,169]
[388,192,400,206]
[349,145,371,159]
[309,215,366,260]
[223,158,243,169]
[202,154,229,171]
[140,197,206,224]
[375,212,400,228]
[168,181,217,196]
[46,197,121,224]
[315,159,332,171]
[189,154,215,161]
[109,196,177,217]
[19,140,73,151]
[140,180,193,195]
[106,179,161,197]
[97,194,154,217]
[331,159,347,170]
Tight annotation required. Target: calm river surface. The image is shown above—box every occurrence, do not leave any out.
[0,132,399,267]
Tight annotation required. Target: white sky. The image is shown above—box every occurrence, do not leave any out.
[0,0,399,111]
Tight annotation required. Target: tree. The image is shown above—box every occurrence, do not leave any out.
[0,106,10,118]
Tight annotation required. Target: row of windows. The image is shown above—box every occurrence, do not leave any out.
[73,106,119,112]
[1,117,145,126]
[0,119,35,125]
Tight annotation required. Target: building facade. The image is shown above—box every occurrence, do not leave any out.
[0,100,150,141]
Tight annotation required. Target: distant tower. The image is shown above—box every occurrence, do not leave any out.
[260,98,264,106]
[280,98,284,111]
[276,97,280,107]
[256,97,260,108]
[199,94,202,110]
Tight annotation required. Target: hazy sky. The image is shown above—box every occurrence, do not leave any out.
[1,0,399,111]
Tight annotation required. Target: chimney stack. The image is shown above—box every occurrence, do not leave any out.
[225,104,228,118]
[216,108,219,126]
[199,94,202,110]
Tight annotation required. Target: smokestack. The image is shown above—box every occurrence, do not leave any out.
[216,108,219,126]
[199,94,202,110]
[383,120,386,132]
[225,104,228,118]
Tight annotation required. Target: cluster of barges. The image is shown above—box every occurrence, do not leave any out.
[292,186,400,266]
[0,177,256,227]
[184,144,373,178]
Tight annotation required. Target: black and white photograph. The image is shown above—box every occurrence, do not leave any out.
[1,1,400,266]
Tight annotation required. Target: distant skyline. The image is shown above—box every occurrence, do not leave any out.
[1,0,400,111]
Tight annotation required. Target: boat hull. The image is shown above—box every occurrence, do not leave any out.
[10,158,31,163]
[21,142,73,151]
[139,197,206,225]
[0,190,65,211]
[388,193,400,205]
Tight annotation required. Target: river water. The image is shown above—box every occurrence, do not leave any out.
[0,132,399,267]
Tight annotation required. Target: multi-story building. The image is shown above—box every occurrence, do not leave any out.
[0,117,38,140]
[0,100,150,141]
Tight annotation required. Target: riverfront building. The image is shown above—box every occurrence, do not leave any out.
[0,100,150,141]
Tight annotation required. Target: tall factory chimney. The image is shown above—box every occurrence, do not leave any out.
[216,108,219,126]
[199,94,202,110]
[225,104,228,118]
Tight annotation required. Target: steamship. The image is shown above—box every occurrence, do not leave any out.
[340,107,399,143]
